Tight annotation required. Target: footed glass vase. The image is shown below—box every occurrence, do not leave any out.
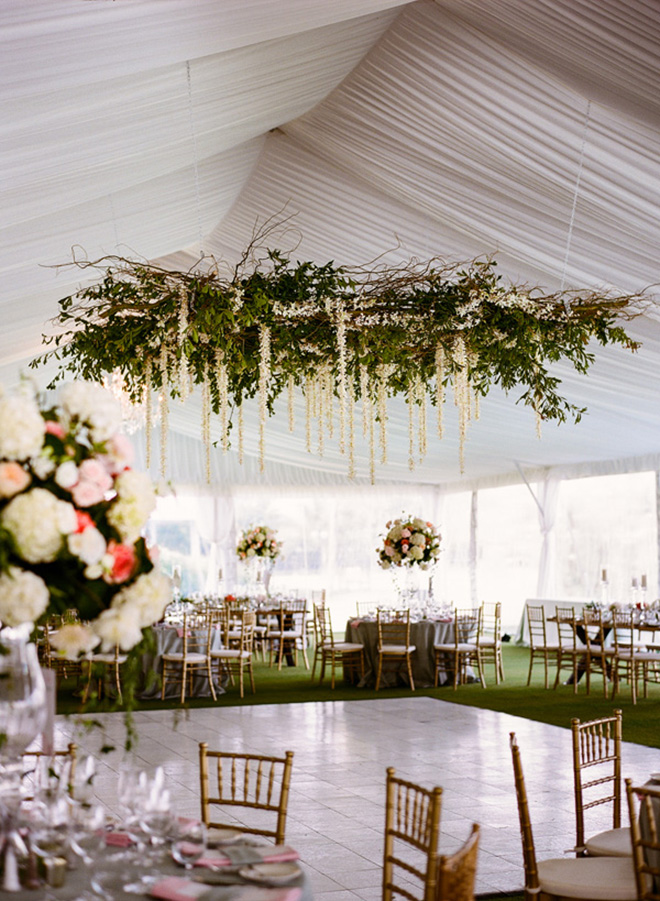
[0,624,47,814]
[245,557,274,598]
[393,565,425,608]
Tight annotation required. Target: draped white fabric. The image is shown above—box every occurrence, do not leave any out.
[2,0,660,489]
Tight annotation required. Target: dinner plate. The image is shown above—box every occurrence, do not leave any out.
[238,862,301,885]
[207,827,244,845]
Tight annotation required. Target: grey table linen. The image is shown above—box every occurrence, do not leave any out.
[345,617,455,688]
[140,625,225,699]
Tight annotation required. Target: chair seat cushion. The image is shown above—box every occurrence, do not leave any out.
[537,854,636,900]
[162,652,207,663]
[210,649,250,660]
[323,642,363,652]
[434,643,477,653]
[585,827,632,857]
[88,653,128,664]
[380,644,416,654]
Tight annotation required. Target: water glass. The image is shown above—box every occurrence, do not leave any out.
[171,820,207,869]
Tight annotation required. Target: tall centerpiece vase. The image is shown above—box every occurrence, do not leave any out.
[0,625,47,804]
[0,623,47,886]
[393,565,424,608]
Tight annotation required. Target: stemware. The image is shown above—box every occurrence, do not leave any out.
[171,820,207,870]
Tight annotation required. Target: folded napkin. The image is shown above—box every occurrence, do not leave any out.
[349,619,362,628]
[104,831,134,847]
[195,844,299,869]
[151,876,302,901]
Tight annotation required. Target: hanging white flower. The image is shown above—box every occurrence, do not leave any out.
[1,488,77,563]
[92,605,144,652]
[110,569,172,629]
[0,566,49,627]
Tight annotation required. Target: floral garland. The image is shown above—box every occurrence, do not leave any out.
[236,525,282,561]
[0,381,171,697]
[377,516,441,570]
[32,247,644,480]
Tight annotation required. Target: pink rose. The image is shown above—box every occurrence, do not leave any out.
[78,458,113,493]
[45,420,66,440]
[401,529,411,538]
[71,479,106,507]
[104,433,134,475]
[103,540,136,584]
[384,546,395,557]
[0,462,31,499]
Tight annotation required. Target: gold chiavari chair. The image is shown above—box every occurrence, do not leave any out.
[525,604,558,688]
[82,644,128,704]
[21,743,78,801]
[477,602,504,684]
[625,778,660,901]
[209,609,256,698]
[553,606,583,692]
[161,611,216,703]
[266,601,310,670]
[198,744,294,845]
[571,710,631,857]
[376,608,416,691]
[312,603,364,689]
[436,823,480,901]
[382,766,442,901]
[307,589,326,646]
[434,607,485,689]
[611,608,660,705]
[510,732,636,901]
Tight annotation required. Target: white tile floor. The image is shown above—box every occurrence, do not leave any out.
[51,697,659,899]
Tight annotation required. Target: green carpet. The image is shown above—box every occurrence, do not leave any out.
[56,644,660,748]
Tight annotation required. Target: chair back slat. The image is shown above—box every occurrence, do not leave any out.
[383,767,442,901]
[509,733,540,893]
[572,710,622,852]
[625,779,660,901]
[199,744,294,844]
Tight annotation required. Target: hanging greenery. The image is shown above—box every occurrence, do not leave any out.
[31,246,645,480]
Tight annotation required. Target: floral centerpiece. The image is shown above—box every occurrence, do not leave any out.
[236,526,282,561]
[0,380,171,663]
[377,516,441,570]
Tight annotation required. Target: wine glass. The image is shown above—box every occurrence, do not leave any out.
[69,802,106,866]
[171,820,207,870]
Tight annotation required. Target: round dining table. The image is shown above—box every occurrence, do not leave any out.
[345,616,456,688]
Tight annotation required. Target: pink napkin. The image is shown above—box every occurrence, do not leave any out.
[151,877,302,901]
[349,619,362,628]
[195,845,299,869]
[104,831,133,847]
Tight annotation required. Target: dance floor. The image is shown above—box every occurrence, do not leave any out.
[53,697,658,899]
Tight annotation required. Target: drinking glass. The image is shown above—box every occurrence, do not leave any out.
[171,820,207,870]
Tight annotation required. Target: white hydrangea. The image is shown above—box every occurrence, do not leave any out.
[59,382,121,443]
[67,526,107,566]
[0,566,49,627]
[107,470,156,543]
[1,488,78,563]
[408,545,424,560]
[410,533,426,547]
[110,568,171,628]
[30,455,56,480]
[0,389,46,461]
[49,623,100,660]
[55,460,79,489]
[92,605,144,652]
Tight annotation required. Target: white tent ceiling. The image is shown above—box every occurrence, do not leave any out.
[2,0,660,488]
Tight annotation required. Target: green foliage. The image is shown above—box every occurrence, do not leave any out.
[32,251,644,431]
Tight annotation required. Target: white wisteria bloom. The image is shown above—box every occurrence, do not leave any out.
[0,388,46,461]
[0,566,49,626]
[1,488,77,563]
[92,605,144,652]
[49,623,100,660]
[60,382,122,443]
[107,470,156,543]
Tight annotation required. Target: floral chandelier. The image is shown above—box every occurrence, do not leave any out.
[32,246,645,482]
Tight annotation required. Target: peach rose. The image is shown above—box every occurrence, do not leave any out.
[0,462,31,499]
